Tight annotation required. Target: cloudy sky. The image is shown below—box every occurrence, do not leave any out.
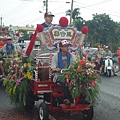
[0,0,120,27]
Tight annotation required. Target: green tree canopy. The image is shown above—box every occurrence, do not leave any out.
[73,13,120,52]
[66,8,82,22]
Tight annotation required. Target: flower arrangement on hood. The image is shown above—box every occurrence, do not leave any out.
[59,57,101,105]
[3,51,34,107]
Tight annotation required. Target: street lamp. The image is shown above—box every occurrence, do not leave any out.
[66,2,70,3]
[39,11,42,13]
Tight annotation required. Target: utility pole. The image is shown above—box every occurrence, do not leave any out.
[70,0,74,25]
[46,0,48,13]
[0,15,3,28]
[43,0,48,13]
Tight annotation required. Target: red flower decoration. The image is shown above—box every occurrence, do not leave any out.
[16,33,19,37]
[37,24,44,32]
[59,17,68,27]
[79,84,82,88]
[2,28,5,31]
[66,78,69,83]
[81,26,88,34]
[91,80,96,87]
[79,60,86,66]
[77,66,82,72]
[12,75,15,80]
[96,75,98,79]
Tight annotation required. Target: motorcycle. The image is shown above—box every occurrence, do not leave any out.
[103,56,113,77]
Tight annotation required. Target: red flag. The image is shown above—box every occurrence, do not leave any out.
[26,24,44,55]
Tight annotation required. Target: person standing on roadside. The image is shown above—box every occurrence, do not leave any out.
[116,46,120,70]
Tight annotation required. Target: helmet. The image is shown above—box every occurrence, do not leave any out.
[105,46,109,49]
[7,36,12,40]
[59,40,70,47]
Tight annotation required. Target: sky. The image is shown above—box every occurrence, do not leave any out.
[0,0,120,28]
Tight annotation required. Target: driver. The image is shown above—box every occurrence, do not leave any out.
[99,46,117,76]
[51,40,76,107]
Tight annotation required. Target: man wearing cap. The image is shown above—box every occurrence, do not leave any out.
[42,11,55,28]
[100,46,117,76]
[2,36,16,58]
[51,40,76,107]
[36,11,55,40]
[25,12,55,65]
[0,36,16,77]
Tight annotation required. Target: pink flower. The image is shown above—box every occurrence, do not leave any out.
[79,85,82,88]
[15,64,19,68]
[16,78,23,85]
[24,63,27,67]
[16,80,21,85]
[66,78,69,83]
[7,74,11,78]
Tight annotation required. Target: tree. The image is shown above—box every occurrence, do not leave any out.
[66,8,82,22]
[73,13,120,51]
[73,18,85,31]
[85,13,119,51]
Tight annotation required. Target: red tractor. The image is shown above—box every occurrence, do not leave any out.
[24,23,94,120]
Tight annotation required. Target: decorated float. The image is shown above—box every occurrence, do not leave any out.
[0,28,7,48]
[0,27,20,49]
[3,17,100,120]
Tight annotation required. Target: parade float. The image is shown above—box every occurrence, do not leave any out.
[3,17,100,120]
[0,28,7,48]
[0,27,20,48]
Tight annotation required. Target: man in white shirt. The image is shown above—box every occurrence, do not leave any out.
[51,40,76,107]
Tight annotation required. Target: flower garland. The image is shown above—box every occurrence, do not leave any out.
[3,51,34,108]
[59,57,101,105]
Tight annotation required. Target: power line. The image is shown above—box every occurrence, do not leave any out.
[74,4,120,18]
[4,6,42,23]
[18,16,42,25]
[12,4,67,25]
[81,0,112,7]
[4,2,31,18]
[76,1,120,14]
[3,2,26,17]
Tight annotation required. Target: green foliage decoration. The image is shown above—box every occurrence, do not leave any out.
[3,51,34,108]
[59,57,101,105]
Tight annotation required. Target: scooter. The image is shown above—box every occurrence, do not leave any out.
[103,56,113,77]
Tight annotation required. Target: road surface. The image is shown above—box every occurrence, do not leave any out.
[0,72,120,120]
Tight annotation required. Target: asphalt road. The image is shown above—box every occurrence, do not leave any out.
[94,72,120,120]
[0,72,120,120]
